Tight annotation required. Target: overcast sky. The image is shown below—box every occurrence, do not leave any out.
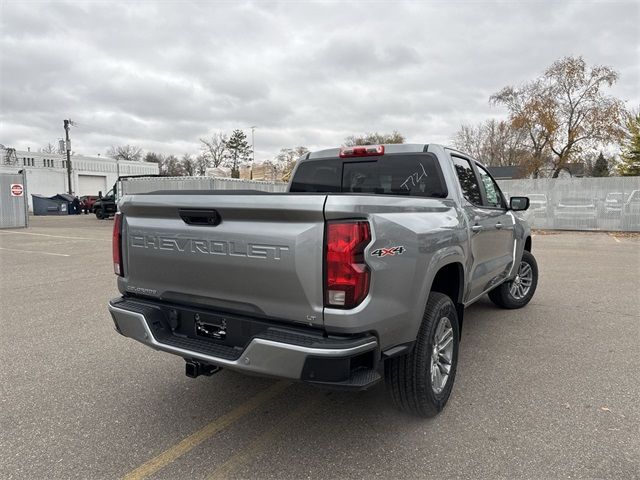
[1,1,638,161]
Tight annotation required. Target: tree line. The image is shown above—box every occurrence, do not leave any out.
[103,130,406,180]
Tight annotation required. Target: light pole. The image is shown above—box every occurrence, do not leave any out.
[250,126,256,164]
[250,126,257,180]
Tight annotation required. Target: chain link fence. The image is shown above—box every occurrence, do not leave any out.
[119,176,287,197]
[118,175,640,232]
[497,177,640,231]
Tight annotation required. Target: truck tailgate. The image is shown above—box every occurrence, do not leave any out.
[119,193,326,326]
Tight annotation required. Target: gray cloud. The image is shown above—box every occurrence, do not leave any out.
[1,0,638,161]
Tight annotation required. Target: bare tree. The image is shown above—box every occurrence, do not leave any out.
[40,142,58,154]
[452,119,528,167]
[343,131,405,146]
[107,145,143,162]
[161,154,184,176]
[491,81,554,177]
[492,56,626,177]
[195,153,209,176]
[452,124,485,160]
[181,153,197,176]
[276,146,310,181]
[200,132,229,168]
[143,152,164,165]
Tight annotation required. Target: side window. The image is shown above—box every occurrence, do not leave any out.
[451,156,482,205]
[476,164,504,208]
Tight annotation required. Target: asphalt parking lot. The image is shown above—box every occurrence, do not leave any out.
[1,215,639,480]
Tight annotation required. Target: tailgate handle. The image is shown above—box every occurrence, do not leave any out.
[179,209,222,226]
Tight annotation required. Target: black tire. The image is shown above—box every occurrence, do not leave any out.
[385,292,460,417]
[488,250,538,309]
[95,208,105,220]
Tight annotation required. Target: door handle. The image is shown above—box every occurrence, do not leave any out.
[471,225,483,233]
[495,222,503,229]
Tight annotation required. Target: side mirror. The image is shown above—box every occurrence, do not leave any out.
[510,196,529,211]
[98,191,103,199]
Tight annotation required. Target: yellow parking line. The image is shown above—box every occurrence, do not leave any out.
[207,393,324,480]
[609,234,621,243]
[122,380,290,480]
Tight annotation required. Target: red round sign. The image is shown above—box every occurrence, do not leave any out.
[10,184,24,196]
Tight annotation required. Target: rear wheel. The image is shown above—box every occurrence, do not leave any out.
[385,292,459,417]
[489,250,538,309]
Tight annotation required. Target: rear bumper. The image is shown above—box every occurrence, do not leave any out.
[108,298,380,389]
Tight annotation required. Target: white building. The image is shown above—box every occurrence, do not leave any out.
[0,147,159,210]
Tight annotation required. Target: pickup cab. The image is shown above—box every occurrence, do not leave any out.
[108,144,537,417]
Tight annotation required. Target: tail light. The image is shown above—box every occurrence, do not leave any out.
[112,212,123,276]
[339,145,384,158]
[325,221,371,308]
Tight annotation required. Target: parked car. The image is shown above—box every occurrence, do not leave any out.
[79,195,99,214]
[93,187,118,219]
[621,190,640,231]
[604,192,625,217]
[554,195,598,229]
[94,174,165,220]
[107,143,537,417]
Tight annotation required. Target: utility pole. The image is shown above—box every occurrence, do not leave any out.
[63,119,73,194]
[250,126,256,181]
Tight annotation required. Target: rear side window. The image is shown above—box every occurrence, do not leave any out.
[290,160,341,192]
[290,154,447,198]
[451,156,482,205]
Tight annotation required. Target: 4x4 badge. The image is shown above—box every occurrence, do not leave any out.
[371,246,406,257]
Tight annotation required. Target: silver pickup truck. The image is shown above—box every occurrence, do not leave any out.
[108,143,537,417]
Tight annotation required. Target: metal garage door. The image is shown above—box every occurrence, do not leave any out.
[78,175,107,196]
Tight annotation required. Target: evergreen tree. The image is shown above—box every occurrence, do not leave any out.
[591,152,609,177]
[617,111,640,176]
[225,129,252,178]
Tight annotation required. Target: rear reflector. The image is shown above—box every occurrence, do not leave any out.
[112,212,123,276]
[325,221,371,308]
[339,145,384,158]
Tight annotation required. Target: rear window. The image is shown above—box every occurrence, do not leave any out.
[290,153,447,198]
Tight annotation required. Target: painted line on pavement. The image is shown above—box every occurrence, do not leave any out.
[0,247,70,257]
[121,380,291,480]
[207,393,324,480]
[0,231,109,241]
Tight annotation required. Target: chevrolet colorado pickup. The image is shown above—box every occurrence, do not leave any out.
[108,143,537,417]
